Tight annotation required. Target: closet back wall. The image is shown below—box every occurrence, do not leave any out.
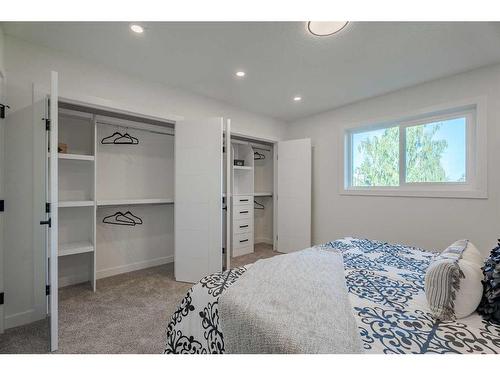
[4,35,286,320]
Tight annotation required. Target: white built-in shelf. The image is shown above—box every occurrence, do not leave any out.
[97,198,174,207]
[59,200,95,208]
[254,192,273,197]
[48,153,95,161]
[233,166,253,171]
[59,241,94,257]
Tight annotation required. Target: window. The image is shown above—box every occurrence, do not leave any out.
[343,105,485,198]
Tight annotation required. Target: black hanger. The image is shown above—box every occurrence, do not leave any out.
[101,131,139,145]
[114,132,139,144]
[121,211,143,225]
[103,211,143,226]
[254,200,265,210]
[254,151,265,160]
[103,211,136,226]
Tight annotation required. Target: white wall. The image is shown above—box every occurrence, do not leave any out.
[3,35,287,327]
[286,63,500,257]
[5,35,287,140]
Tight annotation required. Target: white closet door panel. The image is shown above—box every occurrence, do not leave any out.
[277,138,311,253]
[48,71,59,351]
[175,118,223,283]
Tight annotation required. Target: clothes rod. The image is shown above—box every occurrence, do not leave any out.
[96,121,175,136]
[251,145,271,152]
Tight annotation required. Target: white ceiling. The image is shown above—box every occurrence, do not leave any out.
[4,22,500,121]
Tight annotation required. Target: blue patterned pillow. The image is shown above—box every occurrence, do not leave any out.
[477,240,500,323]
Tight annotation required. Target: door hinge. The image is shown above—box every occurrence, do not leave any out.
[40,218,51,228]
[0,103,9,119]
[0,199,4,212]
[44,118,51,131]
[0,292,4,305]
[45,202,51,213]
[46,285,50,296]
[222,247,226,254]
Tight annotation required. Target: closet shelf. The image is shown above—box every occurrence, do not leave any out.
[222,193,273,197]
[97,198,174,207]
[254,192,273,197]
[59,200,95,208]
[59,241,94,257]
[48,153,95,161]
[233,166,253,171]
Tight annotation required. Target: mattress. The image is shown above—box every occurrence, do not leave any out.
[164,237,500,354]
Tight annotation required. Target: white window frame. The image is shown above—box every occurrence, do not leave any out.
[340,98,487,199]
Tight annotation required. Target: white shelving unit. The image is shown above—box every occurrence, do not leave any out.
[55,107,175,292]
[56,108,97,290]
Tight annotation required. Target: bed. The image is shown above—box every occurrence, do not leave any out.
[164,237,500,354]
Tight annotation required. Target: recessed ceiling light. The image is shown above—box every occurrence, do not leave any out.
[130,24,144,34]
[307,21,349,36]
[235,71,246,78]
[293,96,302,102]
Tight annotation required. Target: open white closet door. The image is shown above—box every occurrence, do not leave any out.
[0,73,4,334]
[276,138,312,253]
[224,119,231,270]
[44,71,59,351]
[175,118,223,283]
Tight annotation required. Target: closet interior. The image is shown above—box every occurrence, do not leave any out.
[225,136,275,261]
[55,102,175,291]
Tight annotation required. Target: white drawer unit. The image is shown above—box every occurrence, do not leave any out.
[232,232,254,257]
[232,197,254,257]
[234,218,253,234]
[233,195,252,206]
[233,202,252,220]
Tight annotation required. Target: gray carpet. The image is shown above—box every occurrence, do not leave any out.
[0,318,49,354]
[0,243,279,354]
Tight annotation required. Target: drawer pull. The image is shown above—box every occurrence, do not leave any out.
[240,210,249,214]
[239,225,248,228]
[239,199,249,202]
[239,239,249,243]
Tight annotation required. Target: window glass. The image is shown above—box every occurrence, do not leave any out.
[351,126,399,187]
[405,117,466,183]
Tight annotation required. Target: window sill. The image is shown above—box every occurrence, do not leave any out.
[340,188,487,199]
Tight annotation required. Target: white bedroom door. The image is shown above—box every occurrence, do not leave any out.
[175,117,223,283]
[276,138,312,253]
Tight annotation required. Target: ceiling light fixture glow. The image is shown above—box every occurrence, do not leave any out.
[235,71,246,77]
[130,24,144,34]
[293,96,302,102]
[307,21,349,36]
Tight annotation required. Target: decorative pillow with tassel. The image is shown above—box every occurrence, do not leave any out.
[425,240,483,321]
[477,240,500,324]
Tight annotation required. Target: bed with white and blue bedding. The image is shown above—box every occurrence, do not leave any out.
[165,237,500,354]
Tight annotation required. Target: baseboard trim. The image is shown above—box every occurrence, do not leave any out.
[96,255,174,280]
[255,238,273,245]
[5,308,42,329]
[59,273,90,288]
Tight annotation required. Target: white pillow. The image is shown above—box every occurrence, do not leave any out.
[425,240,483,320]
[461,241,484,268]
[454,259,483,319]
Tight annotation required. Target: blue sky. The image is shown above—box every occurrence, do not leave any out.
[352,117,466,182]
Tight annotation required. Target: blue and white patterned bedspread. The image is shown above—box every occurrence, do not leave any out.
[165,237,500,354]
